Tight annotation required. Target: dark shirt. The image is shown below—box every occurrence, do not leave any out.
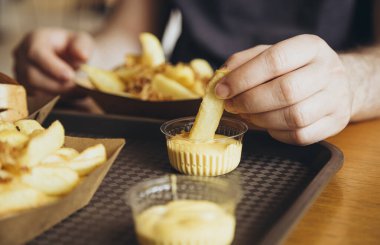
[171,0,374,68]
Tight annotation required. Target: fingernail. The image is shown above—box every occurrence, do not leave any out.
[215,82,230,99]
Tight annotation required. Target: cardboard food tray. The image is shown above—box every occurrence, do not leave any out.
[27,96,60,122]
[76,76,202,119]
[0,136,125,245]
[28,111,344,245]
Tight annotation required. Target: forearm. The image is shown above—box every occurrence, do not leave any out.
[90,0,172,68]
[339,45,380,122]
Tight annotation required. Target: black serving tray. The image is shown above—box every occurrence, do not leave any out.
[29,110,343,245]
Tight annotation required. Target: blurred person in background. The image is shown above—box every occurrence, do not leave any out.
[13,0,380,145]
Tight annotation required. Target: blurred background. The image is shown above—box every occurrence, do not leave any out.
[0,0,180,77]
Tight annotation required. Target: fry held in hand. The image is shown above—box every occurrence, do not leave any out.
[80,32,214,101]
[189,68,230,141]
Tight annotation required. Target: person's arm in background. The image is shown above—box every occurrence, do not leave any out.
[215,5,380,145]
[13,0,172,96]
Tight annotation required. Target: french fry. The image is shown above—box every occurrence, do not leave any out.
[14,119,44,135]
[0,182,56,216]
[78,33,214,101]
[152,74,199,100]
[190,80,206,96]
[21,166,79,196]
[40,148,79,165]
[17,121,65,167]
[125,54,141,67]
[0,130,28,148]
[189,69,229,141]
[0,119,109,217]
[114,66,140,82]
[140,33,165,67]
[190,59,214,79]
[0,121,16,132]
[66,144,106,176]
[164,64,195,88]
[81,65,126,93]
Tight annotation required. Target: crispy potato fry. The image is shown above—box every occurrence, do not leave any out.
[40,148,79,165]
[14,119,44,135]
[164,64,195,88]
[0,119,109,217]
[0,182,56,216]
[79,33,213,101]
[21,166,79,196]
[190,59,214,79]
[66,144,106,176]
[0,130,28,148]
[18,121,65,167]
[81,65,126,93]
[189,69,229,141]
[140,33,165,67]
[125,54,141,67]
[152,74,199,100]
[114,66,141,81]
[0,169,13,182]
[190,80,206,96]
[0,121,16,132]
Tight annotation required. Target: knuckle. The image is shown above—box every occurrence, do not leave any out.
[301,34,325,45]
[225,53,242,68]
[286,104,307,129]
[26,46,39,59]
[291,129,309,145]
[265,48,287,74]
[278,78,297,105]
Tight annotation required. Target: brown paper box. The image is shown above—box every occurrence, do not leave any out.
[76,77,201,120]
[0,136,125,245]
[27,96,60,123]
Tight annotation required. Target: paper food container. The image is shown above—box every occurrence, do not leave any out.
[27,96,60,122]
[0,136,125,245]
[76,76,202,120]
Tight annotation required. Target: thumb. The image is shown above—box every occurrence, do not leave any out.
[68,32,95,63]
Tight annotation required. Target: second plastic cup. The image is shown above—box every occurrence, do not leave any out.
[126,175,242,245]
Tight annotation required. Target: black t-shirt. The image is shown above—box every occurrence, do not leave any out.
[171,0,374,68]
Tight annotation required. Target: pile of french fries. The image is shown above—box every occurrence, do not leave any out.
[81,33,214,101]
[0,119,106,217]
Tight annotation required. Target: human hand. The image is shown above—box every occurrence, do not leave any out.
[13,28,95,95]
[216,35,353,145]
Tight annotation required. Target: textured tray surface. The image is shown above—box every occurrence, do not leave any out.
[28,112,341,245]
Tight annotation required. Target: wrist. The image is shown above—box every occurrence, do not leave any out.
[339,53,363,122]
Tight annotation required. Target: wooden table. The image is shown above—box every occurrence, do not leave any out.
[285,118,380,245]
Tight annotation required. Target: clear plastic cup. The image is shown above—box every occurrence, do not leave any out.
[126,175,242,245]
[160,117,248,176]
